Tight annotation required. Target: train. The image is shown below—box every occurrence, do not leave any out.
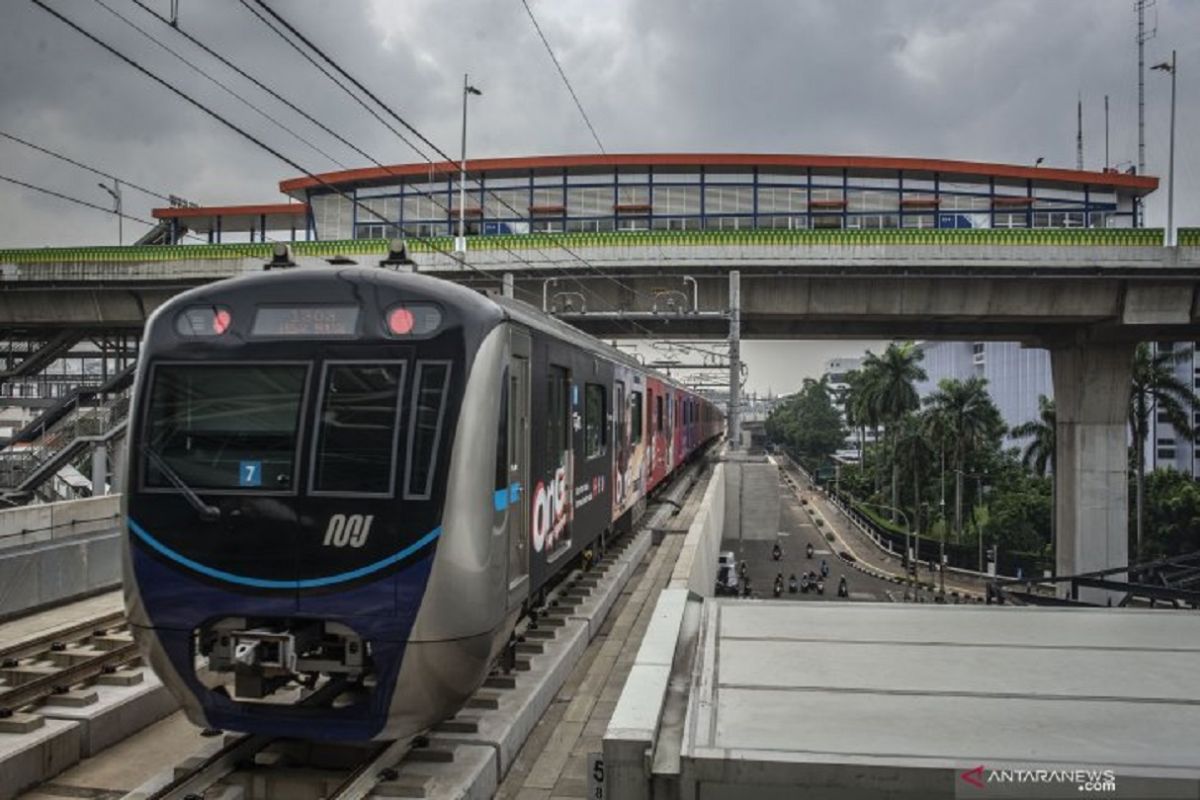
[122,262,722,741]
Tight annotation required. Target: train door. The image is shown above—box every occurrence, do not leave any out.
[506,329,531,604]
[613,379,627,512]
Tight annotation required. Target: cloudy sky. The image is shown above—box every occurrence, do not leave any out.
[1,0,1196,394]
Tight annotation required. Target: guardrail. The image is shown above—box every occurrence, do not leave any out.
[0,227,1184,266]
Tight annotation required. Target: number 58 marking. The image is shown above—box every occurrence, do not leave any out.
[323,514,374,548]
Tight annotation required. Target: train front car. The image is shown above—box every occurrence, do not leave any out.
[123,267,509,741]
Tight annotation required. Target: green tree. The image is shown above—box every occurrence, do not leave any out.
[1129,344,1200,557]
[860,342,927,520]
[1140,468,1200,558]
[892,411,935,543]
[982,471,1051,561]
[1011,395,1056,552]
[765,377,845,465]
[924,377,1005,545]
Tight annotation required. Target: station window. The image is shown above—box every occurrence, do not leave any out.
[313,362,405,495]
[585,384,607,458]
[630,391,643,443]
[405,361,452,500]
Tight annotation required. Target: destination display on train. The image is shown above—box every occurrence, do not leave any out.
[251,305,360,337]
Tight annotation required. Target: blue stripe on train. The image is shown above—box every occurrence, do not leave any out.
[127,516,441,589]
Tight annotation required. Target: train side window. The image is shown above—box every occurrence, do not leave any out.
[545,365,569,468]
[614,381,626,451]
[405,361,452,500]
[630,391,643,444]
[656,395,663,433]
[585,383,606,459]
[312,361,405,495]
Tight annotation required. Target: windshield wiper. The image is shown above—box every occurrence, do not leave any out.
[141,444,221,522]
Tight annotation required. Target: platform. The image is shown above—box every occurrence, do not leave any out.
[675,601,1200,799]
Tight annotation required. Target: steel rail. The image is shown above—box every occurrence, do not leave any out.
[0,640,140,715]
[0,610,126,664]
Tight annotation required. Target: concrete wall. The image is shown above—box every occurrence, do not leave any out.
[0,495,123,619]
[670,464,727,598]
[606,464,726,800]
[723,457,780,542]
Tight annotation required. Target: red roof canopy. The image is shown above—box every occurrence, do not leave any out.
[152,203,307,234]
[278,153,1158,196]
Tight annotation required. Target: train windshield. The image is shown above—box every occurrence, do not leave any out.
[143,364,307,491]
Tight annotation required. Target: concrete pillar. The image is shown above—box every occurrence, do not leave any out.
[502,272,514,298]
[1050,342,1134,603]
[91,443,108,497]
[728,270,741,449]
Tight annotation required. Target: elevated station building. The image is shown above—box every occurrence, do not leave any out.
[148,153,1156,244]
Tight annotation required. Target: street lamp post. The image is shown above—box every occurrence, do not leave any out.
[1152,51,1177,246]
[457,74,483,254]
[939,446,947,596]
[98,179,122,245]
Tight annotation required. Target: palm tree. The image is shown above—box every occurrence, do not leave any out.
[893,412,935,552]
[1129,343,1200,556]
[861,342,927,522]
[1012,395,1056,555]
[842,369,877,476]
[924,377,1004,543]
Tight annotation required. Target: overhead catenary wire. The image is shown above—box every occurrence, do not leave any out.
[243,0,663,323]
[0,129,171,202]
[29,0,505,283]
[131,0,561,290]
[0,172,160,228]
[242,2,635,284]
[127,0,382,172]
[234,0,434,164]
[91,0,349,171]
[518,0,606,155]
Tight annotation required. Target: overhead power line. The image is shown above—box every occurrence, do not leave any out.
[0,172,158,227]
[29,0,499,280]
[243,0,653,311]
[518,0,606,154]
[128,0,376,170]
[125,0,557,291]
[235,0,433,163]
[0,129,171,202]
[91,0,349,170]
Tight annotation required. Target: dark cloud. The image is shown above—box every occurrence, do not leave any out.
[0,0,1196,392]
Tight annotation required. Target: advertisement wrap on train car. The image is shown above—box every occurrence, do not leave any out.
[532,450,571,555]
[612,363,647,521]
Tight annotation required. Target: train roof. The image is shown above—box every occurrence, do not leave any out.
[490,294,699,393]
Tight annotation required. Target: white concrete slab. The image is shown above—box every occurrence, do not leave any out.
[0,716,81,800]
[679,600,1200,798]
[435,617,589,780]
[39,668,178,756]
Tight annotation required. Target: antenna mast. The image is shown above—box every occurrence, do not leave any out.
[1077,94,1084,170]
[1135,0,1156,223]
[1105,94,1110,170]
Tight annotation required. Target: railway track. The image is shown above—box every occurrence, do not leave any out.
[0,609,138,717]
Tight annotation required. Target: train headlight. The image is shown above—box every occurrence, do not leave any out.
[176,306,233,336]
[385,303,442,337]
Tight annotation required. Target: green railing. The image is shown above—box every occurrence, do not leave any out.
[1179,228,1200,247]
[0,227,1171,265]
